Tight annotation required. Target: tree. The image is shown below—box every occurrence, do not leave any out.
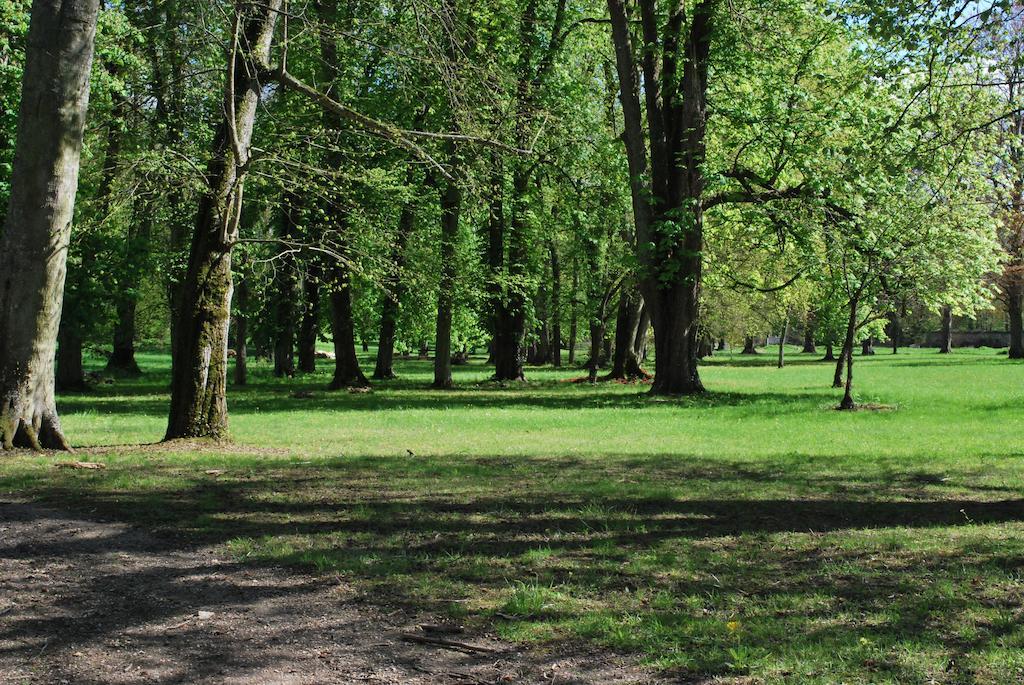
[991,8,1024,358]
[165,0,281,440]
[606,0,714,394]
[0,0,100,450]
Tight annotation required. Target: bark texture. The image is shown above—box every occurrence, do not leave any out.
[938,306,953,354]
[272,198,301,378]
[0,0,100,450]
[165,1,281,440]
[328,271,369,389]
[298,264,321,373]
[607,288,647,379]
[607,0,715,395]
[835,297,859,405]
[433,156,461,389]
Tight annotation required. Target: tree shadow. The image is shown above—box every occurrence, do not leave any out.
[4,452,1023,680]
[57,377,833,417]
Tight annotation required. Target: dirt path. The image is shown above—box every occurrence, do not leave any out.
[0,501,664,684]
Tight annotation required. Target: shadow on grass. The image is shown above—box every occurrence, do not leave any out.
[4,452,1024,680]
[57,378,833,417]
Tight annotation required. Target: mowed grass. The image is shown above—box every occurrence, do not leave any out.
[3,346,1024,682]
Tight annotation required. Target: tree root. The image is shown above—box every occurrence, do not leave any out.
[2,403,71,451]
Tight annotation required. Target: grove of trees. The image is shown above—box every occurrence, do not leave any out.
[0,0,1022,449]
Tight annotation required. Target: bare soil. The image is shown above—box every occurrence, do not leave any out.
[0,501,666,684]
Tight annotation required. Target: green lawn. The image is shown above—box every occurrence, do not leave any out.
[4,346,1024,683]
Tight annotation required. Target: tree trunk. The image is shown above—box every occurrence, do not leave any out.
[587,321,604,383]
[533,281,551,366]
[607,288,645,379]
[103,90,144,377]
[1009,284,1024,359]
[490,169,528,382]
[433,162,461,389]
[297,263,321,373]
[885,310,902,354]
[568,256,578,365]
[861,337,875,356]
[697,335,715,358]
[373,189,415,380]
[56,312,86,393]
[839,342,856,410]
[234,277,248,386]
[109,295,142,376]
[373,287,398,379]
[777,317,789,369]
[607,0,713,397]
[273,205,300,378]
[836,297,859,403]
[328,268,369,389]
[742,336,758,354]
[634,305,651,364]
[165,1,281,441]
[822,343,836,362]
[646,284,705,395]
[549,240,562,367]
[272,198,301,378]
[832,346,846,388]
[939,305,953,353]
[802,309,817,354]
[0,0,100,450]
[493,307,526,381]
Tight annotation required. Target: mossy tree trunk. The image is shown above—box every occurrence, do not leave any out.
[0,0,100,450]
[165,0,281,440]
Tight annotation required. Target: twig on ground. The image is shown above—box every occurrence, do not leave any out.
[399,632,499,654]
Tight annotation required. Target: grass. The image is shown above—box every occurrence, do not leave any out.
[4,345,1024,682]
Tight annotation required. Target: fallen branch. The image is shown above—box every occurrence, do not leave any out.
[54,461,106,470]
[399,633,498,654]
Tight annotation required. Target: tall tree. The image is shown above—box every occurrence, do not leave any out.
[606,0,716,395]
[165,0,281,440]
[0,0,100,450]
